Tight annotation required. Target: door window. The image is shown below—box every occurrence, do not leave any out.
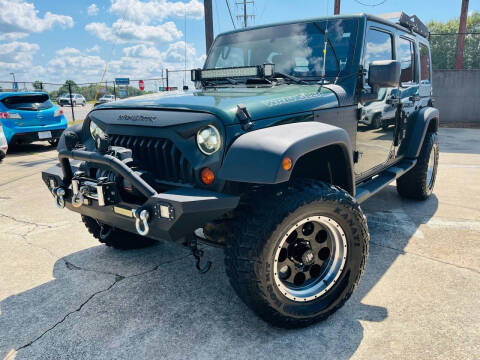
[397,37,417,85]
[419,43,431,83]
[363,28,393,80]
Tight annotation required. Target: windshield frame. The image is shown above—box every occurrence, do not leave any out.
[204,17,360,82]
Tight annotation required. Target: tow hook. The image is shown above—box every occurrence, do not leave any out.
[189,234,212,274]
[52,187,66,209]
[133,208,150,236]
[72,186,87,208]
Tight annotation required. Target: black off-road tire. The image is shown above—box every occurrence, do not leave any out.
[82,215,156,250]
[224,180,369,328]
[397,131,439,200]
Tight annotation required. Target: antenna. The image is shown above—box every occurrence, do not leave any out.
[235,0,255,28]
[184,9,187,86]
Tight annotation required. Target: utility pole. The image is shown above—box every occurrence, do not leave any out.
[334,0,340,15]
[455,0,469,69]
[235,0,254,28]
[204,0,214,53]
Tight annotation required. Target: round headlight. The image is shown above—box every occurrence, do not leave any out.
[90,120,105,139]
[196,125,221,155]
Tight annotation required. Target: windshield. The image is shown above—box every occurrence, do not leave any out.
[2,94,53,111]
[205,19,358,80]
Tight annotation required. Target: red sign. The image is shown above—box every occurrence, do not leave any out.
[139,80,144,91]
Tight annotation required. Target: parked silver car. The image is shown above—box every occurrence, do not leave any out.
[98,94,115,103]
[57,93,86,107]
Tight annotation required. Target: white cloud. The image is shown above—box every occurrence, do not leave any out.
[87,4,99,16]
[87,44,100,53]
[0,41,39,62]
[0,41,40,72]
[108,41,204,81]
[122,44,163,58]
[56,47,81,56]
[0,0,73,35]
[110,0,203,24]
[162,41,196,64]
[0,32,29,41]
[47,53,106,80]
[85,20,182,44]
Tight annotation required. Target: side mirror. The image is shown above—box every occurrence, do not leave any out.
[368,60,401,88]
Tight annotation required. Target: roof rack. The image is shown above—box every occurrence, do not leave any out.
[377,12,429,38]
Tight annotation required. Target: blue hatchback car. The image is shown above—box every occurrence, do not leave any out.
[0,92,68,146]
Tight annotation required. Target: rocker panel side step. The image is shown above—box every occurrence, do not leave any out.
[355,159,416,203]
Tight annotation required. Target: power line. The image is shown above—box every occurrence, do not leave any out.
[226,0,236,29]
[235,0,255,28]
[353,0,387,6]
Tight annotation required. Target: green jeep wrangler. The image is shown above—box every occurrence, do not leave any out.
[42,12,439,328]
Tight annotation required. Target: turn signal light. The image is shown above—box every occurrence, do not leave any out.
[201,168,215,185]
[282,157,292,171]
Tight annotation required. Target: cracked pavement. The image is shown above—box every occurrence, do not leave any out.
[1,130,479,360]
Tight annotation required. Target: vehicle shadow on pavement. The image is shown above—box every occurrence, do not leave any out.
[0,185,438,359]
[7,142,56,156]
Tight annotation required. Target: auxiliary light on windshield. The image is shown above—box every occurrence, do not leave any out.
[191,63,275,82]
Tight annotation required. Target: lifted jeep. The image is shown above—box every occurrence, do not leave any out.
[42,12,439,328]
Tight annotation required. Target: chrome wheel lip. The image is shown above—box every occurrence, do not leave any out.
[273,215,348,302]
[427,143,437,189]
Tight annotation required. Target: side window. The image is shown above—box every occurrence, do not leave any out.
[419,43,431,83]
[363,28,393,80]
[397,37,417,85]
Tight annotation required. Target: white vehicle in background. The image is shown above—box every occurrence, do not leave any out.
[98,94,115,103]
[57,93,86,107]
[0,121,8,161]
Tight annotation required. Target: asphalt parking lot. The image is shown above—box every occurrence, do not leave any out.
[0,128,479,360]
[59,103,94,123]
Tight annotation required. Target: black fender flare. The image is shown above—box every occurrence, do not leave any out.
[218,122,354,192]
[405,107,439,158]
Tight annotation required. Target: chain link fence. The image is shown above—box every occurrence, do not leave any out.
[429,32,480,70]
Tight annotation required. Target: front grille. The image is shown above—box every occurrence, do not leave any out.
[109,134,195,185]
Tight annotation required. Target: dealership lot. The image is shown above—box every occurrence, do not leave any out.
[0,128,479,360]
[59,103,94,124]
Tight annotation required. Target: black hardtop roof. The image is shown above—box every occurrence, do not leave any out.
[217,12,427,39]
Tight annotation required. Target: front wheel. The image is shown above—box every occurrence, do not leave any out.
[225,181,369,328]
[82,215,156,249]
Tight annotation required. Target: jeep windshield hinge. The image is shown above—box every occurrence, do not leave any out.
[236,104,254,131]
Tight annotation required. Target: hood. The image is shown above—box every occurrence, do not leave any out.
[97,84,339,125]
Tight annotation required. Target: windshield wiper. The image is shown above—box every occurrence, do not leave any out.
[273,72,308,85]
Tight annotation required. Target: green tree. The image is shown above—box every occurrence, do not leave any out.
[428,11,480,70]
[32,80,43,91]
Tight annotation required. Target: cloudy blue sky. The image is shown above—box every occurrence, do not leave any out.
[1,0,479,87]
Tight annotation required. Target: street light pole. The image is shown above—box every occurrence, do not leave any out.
[10,72,16,83]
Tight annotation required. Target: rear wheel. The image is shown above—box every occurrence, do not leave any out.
[371,114,381,129]
[397,131,439,200]
[82,215,156,249]
[225,180,369,328]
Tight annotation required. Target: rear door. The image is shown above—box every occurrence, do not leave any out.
[1,94,59,127]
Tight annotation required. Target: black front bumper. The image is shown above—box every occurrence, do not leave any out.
[42,149,239,241]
